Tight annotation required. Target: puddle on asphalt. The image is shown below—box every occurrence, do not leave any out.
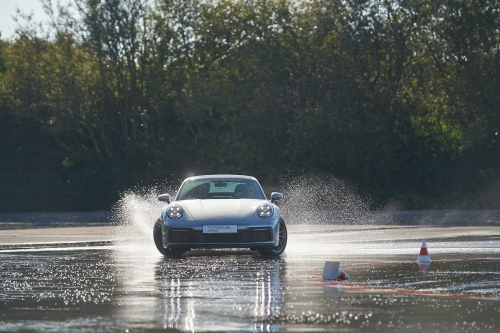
[0,244,499,332]
[3,185,500,331]
[347,259,500,296]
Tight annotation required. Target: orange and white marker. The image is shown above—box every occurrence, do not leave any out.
[323,261,350,280]
[417,239,431,264]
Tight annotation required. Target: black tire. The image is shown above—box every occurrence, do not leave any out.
[258,218,287,256]
[153,218,165,255]
[153,218,187,257]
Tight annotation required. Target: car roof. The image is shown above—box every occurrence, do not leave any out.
[183,174,258,182]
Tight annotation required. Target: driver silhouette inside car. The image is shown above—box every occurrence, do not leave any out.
[187,183,211,199]
[234,183,257,199]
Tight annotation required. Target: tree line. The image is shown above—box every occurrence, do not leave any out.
[0,0,499,212]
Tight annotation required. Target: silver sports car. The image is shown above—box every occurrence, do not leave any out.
[153,174,287,256]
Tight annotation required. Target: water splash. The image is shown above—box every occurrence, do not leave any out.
[111,174,375,238]
[111,183,177,245]
[278,174,371,225]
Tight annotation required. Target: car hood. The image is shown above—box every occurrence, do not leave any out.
[180,199,264,221]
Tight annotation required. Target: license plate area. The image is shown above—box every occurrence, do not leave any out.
[203,225,237,234]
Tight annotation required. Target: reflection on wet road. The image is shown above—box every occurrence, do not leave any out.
[1,225,500,332]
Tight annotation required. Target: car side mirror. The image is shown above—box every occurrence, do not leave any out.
[158,194,170,203]
[270,192,283,204]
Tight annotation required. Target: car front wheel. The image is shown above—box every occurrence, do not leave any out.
[258,218,287,256]
[153,218,165,255]
[153,218,187,256]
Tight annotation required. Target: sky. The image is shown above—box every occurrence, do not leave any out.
[0,0,49,39]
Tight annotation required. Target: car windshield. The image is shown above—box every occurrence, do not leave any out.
[176,178,266,200]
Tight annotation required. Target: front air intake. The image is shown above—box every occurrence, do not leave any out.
[167,228,272,243]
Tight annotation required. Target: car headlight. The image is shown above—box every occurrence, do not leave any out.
[167,204,183,219]
[257,203,274,218]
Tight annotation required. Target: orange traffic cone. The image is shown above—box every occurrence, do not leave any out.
[417,239,431,264]
[323,261,350,280]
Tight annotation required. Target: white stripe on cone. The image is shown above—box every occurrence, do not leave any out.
[417,239,431,263]
[323,261,350,280]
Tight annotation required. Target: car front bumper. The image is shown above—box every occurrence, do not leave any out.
[161,218,280,250]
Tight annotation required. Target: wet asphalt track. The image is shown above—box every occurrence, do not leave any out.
[0,221,500,333]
